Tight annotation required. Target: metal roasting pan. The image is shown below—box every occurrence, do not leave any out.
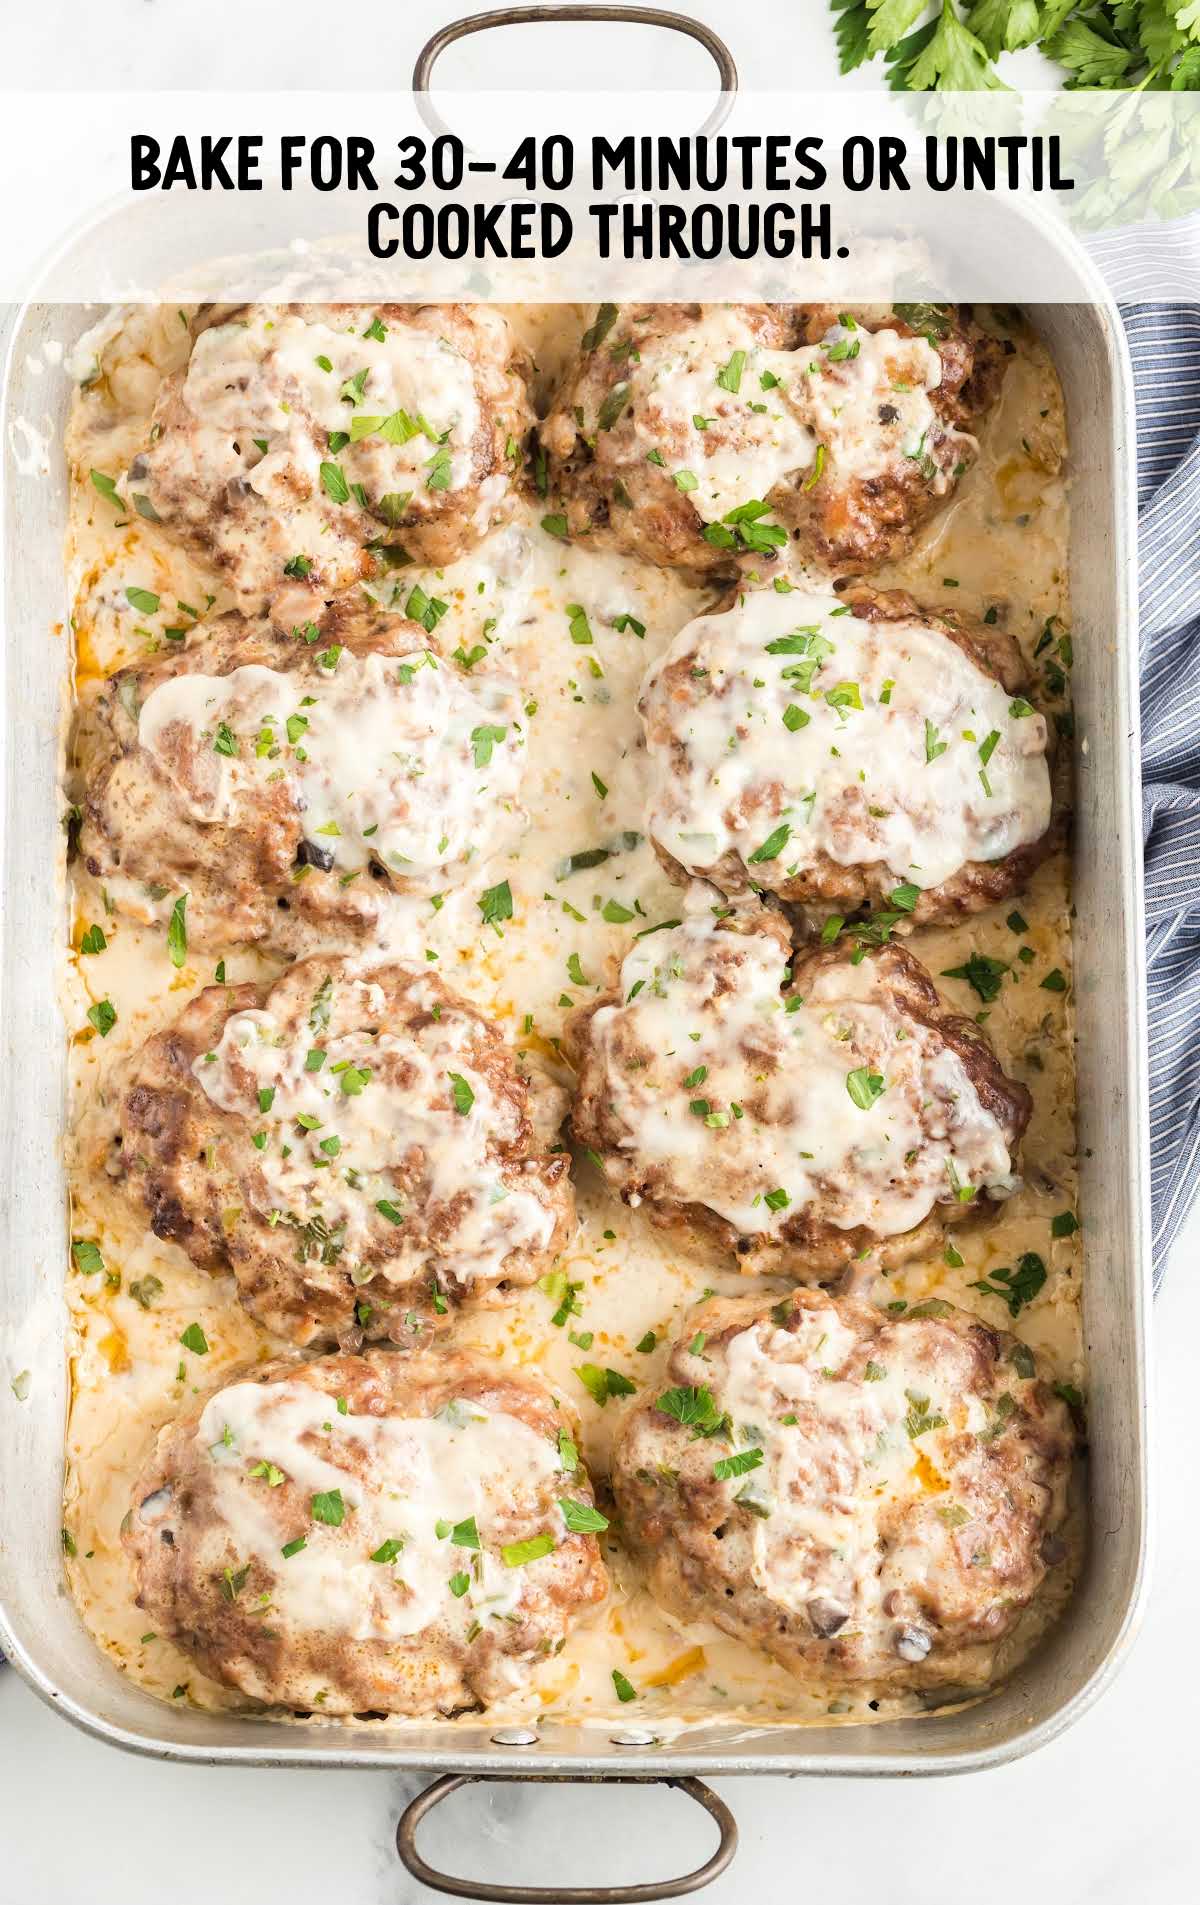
[0,10,1152,1899]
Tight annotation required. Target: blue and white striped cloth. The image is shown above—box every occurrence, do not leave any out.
[1125,303,1200,1287]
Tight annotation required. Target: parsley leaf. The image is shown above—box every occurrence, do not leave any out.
[970,1252,1047,1318]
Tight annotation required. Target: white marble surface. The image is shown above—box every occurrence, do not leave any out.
[0,2,1187,1898]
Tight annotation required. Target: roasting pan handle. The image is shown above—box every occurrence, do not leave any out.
[396,1773,738,1902]
[412,7,739,139]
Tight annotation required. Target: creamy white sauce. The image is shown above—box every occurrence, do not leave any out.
[181,1378,563,1640]
[640,587,1051,892]
[195,972,556,1288]
[586,884,1017,1237]
[138,646,526,890]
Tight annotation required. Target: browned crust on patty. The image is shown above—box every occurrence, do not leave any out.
[566,926,1031,1280]
[611,1288,1075,1691]
[75,598,455,954]
[539,302,1006,579]
[84,957,573,1347]
[124,1349,607,1714]
[136,302,533,602]
[643,581,1066,923]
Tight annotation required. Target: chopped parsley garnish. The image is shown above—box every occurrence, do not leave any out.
[713,1447,763,1482]
[701,496,787,555]
[655,1385,723,1433]
[125,586,160,615]
[435,1515,480,1549]
[612,1669,637,1702]
[404,584,449,634]
[478,880,513,929]
[566,603,593,646]
[320,460,349,505]
[179,1322,208,1355]
[72,1239,105,1276]
[558,1498,609,1533]
[716,349,746,393]
[370,1538,405,1564]
[846,1067,885,1109]
[597,382,631,432]
[970,1253,1047,1318]
[940,952,1008,1004]
[249,1461,285,1487]
[904,1393,948,1440]
[167,894,188,969]
[310,1488,345,1527]
[471,723,506,768]
[802,443,826,490]
[448,1072,475,1116]
[501,1534,556,1567]
[87,999,117,1037]
[748,822,790,864]
[90,469,123,510]
[576,1365,637,1406]
[581,303,619,352]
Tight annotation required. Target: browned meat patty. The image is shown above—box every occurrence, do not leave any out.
[612,1288,1074,1692]
[566,886,1030,1278]
[640,581,1060,922]
[88,957,574,1346]
[539,301,1005,578]
[75,598,526,954]
[125,1349,608,1714]
[130,303,533,603]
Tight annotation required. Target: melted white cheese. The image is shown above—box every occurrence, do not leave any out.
[166,305,480,499]
[184,1378,564,1640]
[137,647,525,890]
[588,885,1017,1237]
[641,587,1051,891]
[195,973,556,1287]
[623,312,952,525]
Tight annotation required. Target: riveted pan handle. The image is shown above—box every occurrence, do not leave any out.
[396,1773,738,1902]
[412,7,738,140]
